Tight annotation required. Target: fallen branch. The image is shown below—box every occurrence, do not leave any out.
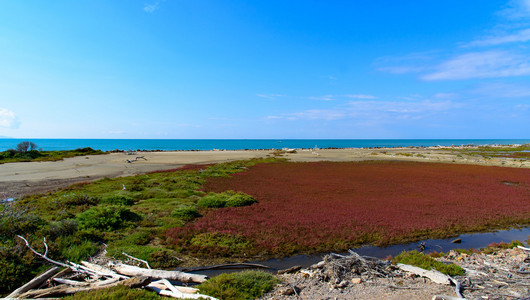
[146,280,218,300]
[17,235,70,269]
[122,252,151,269]
[448,276,464,299]
[397,263,451,285]
[18,276,152,298]
[7,266,60,298]
[80,261,128,279]
[109,262,208,283]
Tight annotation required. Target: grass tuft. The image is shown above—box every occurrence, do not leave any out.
[198,270,280,300]
[393,250,465,276]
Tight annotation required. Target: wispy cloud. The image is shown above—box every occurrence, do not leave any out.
[466,28,530,47]
[269,99,457,122]
[500,0,530,19]
[422,50,530,80]
[0,108,18,128]
[345,94,378,99]
[256,94,285,100]
[378,1,530,81]
[144,0,161,13]
[308,95,335,101]
[470,82,530,97]
[305,94,377,101]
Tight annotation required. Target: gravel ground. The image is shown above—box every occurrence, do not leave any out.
[260,247,530,300]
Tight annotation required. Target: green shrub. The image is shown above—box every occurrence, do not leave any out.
[171,205,201,221]
[63,194,99,207]
[197,191,256,208]
[59,239,99,262]
[0,240,42,295]
[76,206,141,231]
[124,230,152,245]
[100,195,135,206]
[149,249,183,268]
[198,270,280,300]
[0,203,44,239]
[197,193,228,208]
[42,219,78,239]
[225,193,257,207]
[64,284,160,300]
[393,250,465,276]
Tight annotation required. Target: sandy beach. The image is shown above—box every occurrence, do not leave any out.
[1,147,528,197]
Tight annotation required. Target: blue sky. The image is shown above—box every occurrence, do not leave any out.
[0,0,529,139]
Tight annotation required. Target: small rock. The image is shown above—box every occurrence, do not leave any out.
[351,277,362,284]
[310,260,326,269]
[280,286,300,295]
[336,280,348,288]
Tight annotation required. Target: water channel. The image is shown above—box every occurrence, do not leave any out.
[186,227,530,277]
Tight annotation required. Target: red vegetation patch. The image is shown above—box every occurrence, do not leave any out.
[167,161,530,256]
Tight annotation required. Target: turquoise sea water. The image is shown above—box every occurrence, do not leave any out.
[0,139,529,152]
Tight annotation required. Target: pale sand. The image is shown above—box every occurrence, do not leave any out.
[1,147,528,197]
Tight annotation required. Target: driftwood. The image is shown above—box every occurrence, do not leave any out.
[146,279,218,300]
[18,276,152,298]
[122,251,151,269]
[80,261,127,279]
[109,262,208,283]
[14,235,216,298]
[126,156,147,163]
[6,266,60,298]
[397,264,451,285]
[149,280,200,294]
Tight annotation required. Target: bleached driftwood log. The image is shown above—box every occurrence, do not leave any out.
[18,276,152,298]
[6,266,60,298]
[397,263,451,285]
[80,261,128,279]
[146,279,218,300]
[109,262,208,283]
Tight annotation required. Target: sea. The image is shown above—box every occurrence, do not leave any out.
[0,139,529,152]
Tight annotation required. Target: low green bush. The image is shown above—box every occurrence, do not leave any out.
[171,205,201,221]
[198,270,280,300]
[393,250,465,276]
[63,194,99,207]
[76,205,141,231]
[197,191,256,208]
[225,193,257,207]
[100,195,135,206]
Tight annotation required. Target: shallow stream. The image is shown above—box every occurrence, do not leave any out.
[186,227,530,277]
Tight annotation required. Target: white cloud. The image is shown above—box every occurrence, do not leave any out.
[144,1,161,13]
[422,50,530,80]
[0,108,18,128]
[345,94,378,99]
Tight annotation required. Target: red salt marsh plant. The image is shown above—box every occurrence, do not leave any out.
[167,161,530,257]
